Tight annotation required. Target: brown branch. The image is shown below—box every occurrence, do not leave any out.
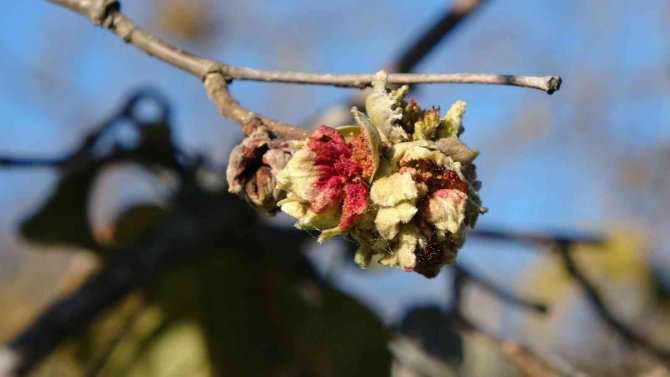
[221,67,562,94]
[203,74,309,139]
[47,0,213,78]
[46,0,560,139]
[47,0,307,138]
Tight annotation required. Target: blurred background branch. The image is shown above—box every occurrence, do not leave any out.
[557,243,670,365]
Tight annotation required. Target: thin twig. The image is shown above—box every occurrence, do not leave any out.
[221,67,562,94]
[46,0,560,139]
[470,228,604,247]
[0,157,64,168]
[456,264,548,314]
[203,74,309,139]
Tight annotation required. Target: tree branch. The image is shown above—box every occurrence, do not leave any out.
[464,322,589,377]
[203,74,309,139]
[46,0,561,139]
[460,229,670,367]
[469,228,603,248]
[220,67,562,94]
[456,264,548,314]
[0,157,64,168]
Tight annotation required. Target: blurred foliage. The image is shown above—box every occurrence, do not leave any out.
[511,232,670,375]
[391,305,527,377]
[17,91,390,377]
[37,247,391,376]
[153,0,218,43]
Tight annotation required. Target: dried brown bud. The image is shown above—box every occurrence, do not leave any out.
[226,126,299,213]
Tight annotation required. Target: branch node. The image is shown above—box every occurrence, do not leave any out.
[91,0,120,27]
[202,64,226,82]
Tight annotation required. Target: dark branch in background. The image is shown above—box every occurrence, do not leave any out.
[448,264,588,377]
[469,228,670,366]
[84,299,147,377]
[557,242,670,365]
[309,0,492,126]
[470,227,603,247]
[455,264,547,314]
[390,0,487,74]
[0,89,187,177]
[46,0,560,140]
[0,157,64,168]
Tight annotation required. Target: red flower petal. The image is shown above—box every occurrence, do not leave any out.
[311,174,345,213]
[307,126,350,165]
[339,182,369,230]
[303,126,374,228]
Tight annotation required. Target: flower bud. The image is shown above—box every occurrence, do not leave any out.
[226,126,299,213]
[270,71,485,277]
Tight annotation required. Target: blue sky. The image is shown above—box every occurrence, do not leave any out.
[1,0,669,320]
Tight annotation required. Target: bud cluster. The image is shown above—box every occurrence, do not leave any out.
[227,71,484,277]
